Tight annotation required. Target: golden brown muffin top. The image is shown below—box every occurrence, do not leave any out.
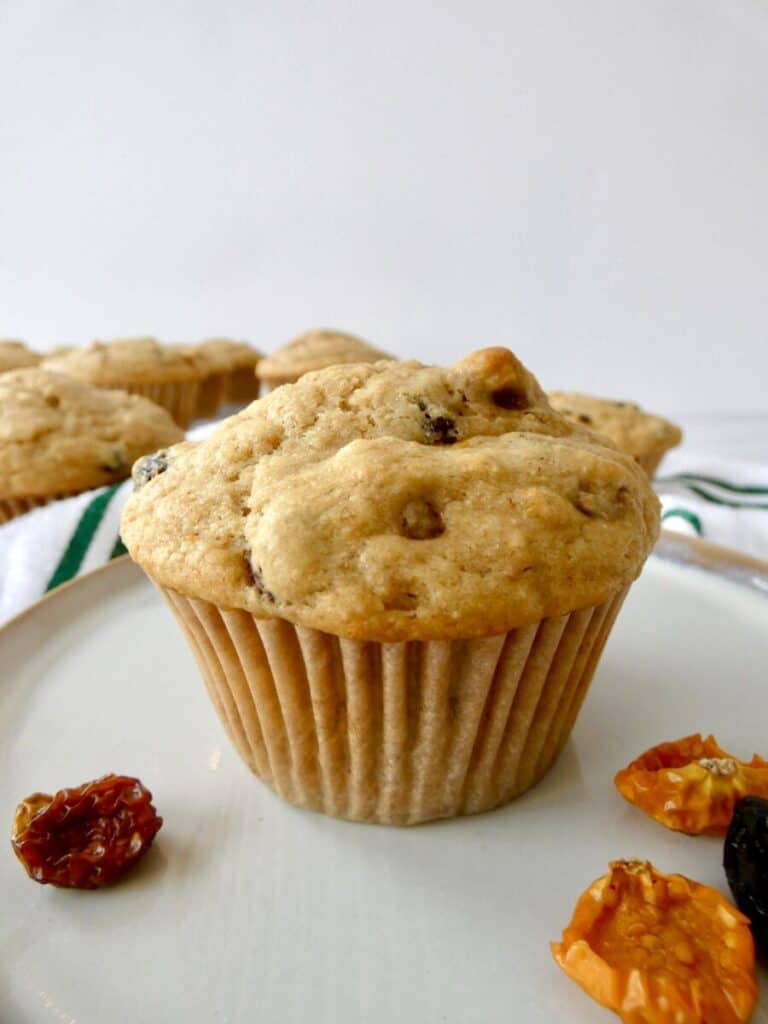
[0,340,41,374]
[0,369,184,499]
[257,329,393,382]
[547,392,682,463]
[122,348,659,641]
[42,337,205,386]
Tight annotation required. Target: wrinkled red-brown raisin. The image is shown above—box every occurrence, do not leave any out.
[11,774,163,889]
[578,413,592,424]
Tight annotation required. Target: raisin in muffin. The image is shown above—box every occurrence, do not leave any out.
[257,328,394,391]
[193,338,262,413]
[122,348,659,825]
[547,392,682,477]
[0,369,183,524]
[43,337,210,428]
[0,340,41,374]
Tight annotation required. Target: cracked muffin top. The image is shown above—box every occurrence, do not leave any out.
[257,329,394,385]
[0,340,41,374]
[0,370,184,498]
[547,392,682,466]
[122,348,660,641]
[43,337,206,386]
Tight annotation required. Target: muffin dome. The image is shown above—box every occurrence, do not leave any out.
[0,340,40,374]
[0,369,184,498]
[547,391,682,470]
[43,336,204,386]
[257,328,393,383]
[122,348,659,641]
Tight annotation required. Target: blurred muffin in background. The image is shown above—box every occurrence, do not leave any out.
[0,369,183,524]
[257,328,394,391]
[0,340,41,374]
[547,392,682,477]
[193,338,262,414]
[42,337,209,428]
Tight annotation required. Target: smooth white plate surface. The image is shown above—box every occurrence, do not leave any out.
[2,552,768,1024]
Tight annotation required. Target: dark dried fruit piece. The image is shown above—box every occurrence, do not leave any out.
[400,499,445,539]
[490,386,528,410]
[416,400,459,445]
[724,795,768,953]
[133,450,169,487]
[11,774,163,889]
[578,413,592,424]
[245,555,276,603]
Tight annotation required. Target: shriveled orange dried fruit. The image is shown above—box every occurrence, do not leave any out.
[614,734,768,836]
[552,860,757,1024]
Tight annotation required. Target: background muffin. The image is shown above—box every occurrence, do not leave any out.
[123,349,659,826]
[547,391,682,477]
[0,340,41,374]
[193,338,262,413]
[257,328,394,391]
[0,369,183,524]
[43,337,209,428]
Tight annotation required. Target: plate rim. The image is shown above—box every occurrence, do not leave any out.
[1,531,766,643]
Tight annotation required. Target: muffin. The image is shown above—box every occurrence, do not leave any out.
[257,328,394,391]
[0,340,41,374]
[193,338,262,414]
[42,337,209,428]
[547,392,682,478]
[122,348,659,826]
[0,369,184,524]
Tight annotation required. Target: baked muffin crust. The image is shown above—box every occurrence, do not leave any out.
[258,329,393,382]
[547,391,682,465]
[0,340,41,374]
[0,369,184,498]
[43,337,205,386]
[123,349,660,641]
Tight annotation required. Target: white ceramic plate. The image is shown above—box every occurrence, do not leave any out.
[2,537,768,1024]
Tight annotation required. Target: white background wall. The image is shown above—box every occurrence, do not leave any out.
[1,0,766,415]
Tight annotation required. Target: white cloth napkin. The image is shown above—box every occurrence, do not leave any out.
[1,446,766,627]
[0,422,215,626]
[655,452,768,561]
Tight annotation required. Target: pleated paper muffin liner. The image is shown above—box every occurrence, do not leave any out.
[197,374,228,418]
[158,583,629,826]
[227,366,261,403]
[0,492,80,525]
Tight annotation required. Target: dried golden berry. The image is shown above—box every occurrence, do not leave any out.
[11,774,162,889]
[552,860,757,1024]
[614,734,768,836]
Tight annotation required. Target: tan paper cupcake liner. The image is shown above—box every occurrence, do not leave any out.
[227,366,261,403]
[197,374,228,418]
[159,585,628,825]
[0,492,80,525]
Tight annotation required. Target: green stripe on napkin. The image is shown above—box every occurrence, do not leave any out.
[45,485,122,592]
[661,506,704,535]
